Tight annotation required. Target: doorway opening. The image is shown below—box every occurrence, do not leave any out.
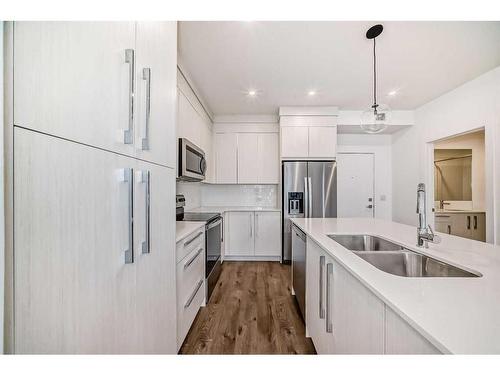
[432,129,486,242]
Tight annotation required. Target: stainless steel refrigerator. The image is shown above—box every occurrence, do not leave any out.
[282,161,337,262]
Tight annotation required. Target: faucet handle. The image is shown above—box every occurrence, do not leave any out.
[428,225,441,244]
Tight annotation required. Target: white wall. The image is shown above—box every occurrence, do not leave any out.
[337,134,393,220]
[434,130,485,211]
[392,66,500,244]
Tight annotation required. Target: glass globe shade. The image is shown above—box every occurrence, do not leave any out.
[360,103,392,134]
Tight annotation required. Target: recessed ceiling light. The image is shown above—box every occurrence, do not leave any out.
[308,90,316,96]
[388,90,398,96]
[248,90,257,97]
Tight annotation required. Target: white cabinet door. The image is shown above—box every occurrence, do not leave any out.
[385,307,441,354]
[14,127,138,354]
[226,212,254,256]
[258,133,279,183]
[14,22,137,158]
[215,133,238,183]
[281,127,309,158]
[305,238,329,354]
[135,22,177,167]
[337,153,375,218]
[329,257,385,354]
[254,212,281,256]
[308,126,337,158]
[237,133,260,183]
[134,162,176,353]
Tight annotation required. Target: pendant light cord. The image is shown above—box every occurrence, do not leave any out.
[373,37,377,110]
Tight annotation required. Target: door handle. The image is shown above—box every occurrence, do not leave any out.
[122,168,134,264]
[184,247,203,269]
[308,177,313,217]
[326,262,333,333]
[139,170,151,254]
[304,177,309,218]
[124,49,135,145]
[467,216,471,230]
[255,213,258,237]
[319,256,325,319]
[249,214,253,237]
[366,204,373,209]
[447,224,451,234]
[141,67,151,150]
[473,215,478,230]
[185,231,203,247]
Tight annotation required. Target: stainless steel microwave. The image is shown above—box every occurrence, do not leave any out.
[178,138,206,181]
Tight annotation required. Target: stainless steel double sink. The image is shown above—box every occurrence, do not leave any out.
[328,234,480,278]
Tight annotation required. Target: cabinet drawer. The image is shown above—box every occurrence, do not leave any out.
[176,229,205,263]
[177,273,205,350]
[176,245,205,304]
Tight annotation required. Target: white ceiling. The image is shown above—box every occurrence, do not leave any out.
[178,21,500,116]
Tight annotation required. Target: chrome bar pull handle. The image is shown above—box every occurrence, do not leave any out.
[473,215,478,230]
[124,49,135,145]
[140,170,151,254]
[308,177,313,217]
[123,168,134,264]
[141,67,151,150]
[304,177,309,218]
[249,214,253,237]
[319,255,325,319]
[467,215,471,230]
[184,248,203,270]
[326,262,333,333]
[184,279,204,309]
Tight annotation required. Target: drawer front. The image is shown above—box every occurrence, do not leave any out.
[176,229,205,263]
[177,245,205,302]
[177,274,205,350]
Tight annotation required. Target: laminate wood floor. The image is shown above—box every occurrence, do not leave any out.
[179,261,316,355]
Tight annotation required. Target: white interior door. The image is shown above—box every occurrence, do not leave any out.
[337,153,375,218]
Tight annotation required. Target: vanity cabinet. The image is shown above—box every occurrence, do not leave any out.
[304,234,441,354]
[225,211,281,259]
[435,212,486,242]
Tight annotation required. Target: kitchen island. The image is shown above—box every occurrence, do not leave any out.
[291,217,500,354]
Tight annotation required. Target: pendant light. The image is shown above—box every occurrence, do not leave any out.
[361,24,391,134]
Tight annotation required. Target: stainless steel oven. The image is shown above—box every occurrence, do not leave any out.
[178,138,206,181]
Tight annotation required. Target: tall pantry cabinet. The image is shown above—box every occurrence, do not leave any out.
[7,22,178,353]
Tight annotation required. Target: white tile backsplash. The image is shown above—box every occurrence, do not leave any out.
[176,181,202,210]
[201,184,278,207]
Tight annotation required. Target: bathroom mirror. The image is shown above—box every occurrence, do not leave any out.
[434,149,472,201]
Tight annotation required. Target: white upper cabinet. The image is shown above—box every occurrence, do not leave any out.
[215,133,238,183]
[214,132,279,184]
[14,21,177,167]
[135,22,177,167]
[258,133,280,183]
[308,126,337,158]
[237,133,260,183]
[281,127,309,158]
[280,114,337,159]
[254,212,281,256]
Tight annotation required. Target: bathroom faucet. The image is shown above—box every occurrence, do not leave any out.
[417,183,440,247]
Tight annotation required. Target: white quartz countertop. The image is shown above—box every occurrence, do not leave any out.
[290,217,500,354]
[187,206,280,213]
[176,221,205,243]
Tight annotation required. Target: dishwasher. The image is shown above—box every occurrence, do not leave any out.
[292,224,306,320]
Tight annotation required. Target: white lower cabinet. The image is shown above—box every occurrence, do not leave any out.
[14,127,176,354]
[225,211,281,259]
[176,230,206,351]
[385,307,441,354]
[306,238,383,354]
[305,236,441,354]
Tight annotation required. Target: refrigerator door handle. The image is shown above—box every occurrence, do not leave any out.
[304,177,309,218]
[308,177,313,217]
